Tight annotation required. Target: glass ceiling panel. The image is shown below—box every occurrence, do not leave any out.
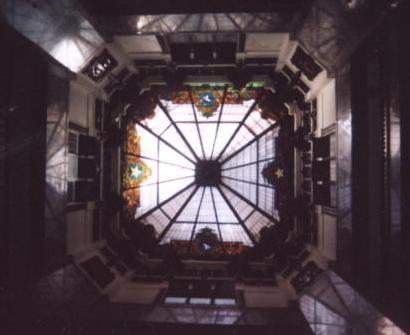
[258,186,278,219]
[141,208,169,236]
[159,178,195,203]
[220,185,254,220]
[135,125,158,160]
[161,125,196,161]
[211,188,238,223]
[130,93,278,247]
[220,225,252,246]
[159,141,194,169]
[143,105,171,135]
[220,102,253,122]
[222,163,258,183]
[222,178,257,205]
[213,123,238,159]
[220,126,254,160]
[161,223,194,244]
[164,102,195,122]
[175,187,204,222]
[136,183,158,217]
[158,162,194,182]
[198,123,218,159]
[244,109,275,135]
[161,185,196,218]
[177,123,203,158]
[244,211,273,239]
[258,130,277,161]
[197,187,217,222]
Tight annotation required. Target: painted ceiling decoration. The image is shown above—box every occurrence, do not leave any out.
[122,122,151,210]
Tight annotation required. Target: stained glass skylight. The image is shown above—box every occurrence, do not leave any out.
[127,86,281,249]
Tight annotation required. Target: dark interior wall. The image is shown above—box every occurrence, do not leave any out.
[348,4,410,330]
[0,22,48,290]
[0,23,71,297]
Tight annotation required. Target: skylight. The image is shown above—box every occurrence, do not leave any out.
[124,86,280,249]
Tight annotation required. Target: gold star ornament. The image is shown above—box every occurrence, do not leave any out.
[274,168,284,179]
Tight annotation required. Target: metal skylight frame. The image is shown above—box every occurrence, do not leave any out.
[133,88,281,248]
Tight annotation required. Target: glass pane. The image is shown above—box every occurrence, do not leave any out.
[158,162,194,182]
[244,109,274,135]
[141,208,169,235]
[244,211,273,239]
[165,103,195,122]
[135,183,158,217]
[162,185,196,218]
[221,125,254,160]
[213,123,238,160]
[159,178,194,203]
[222,163,257,183]
[159,141,194,169]
[197,187,217,222]
[177,123,203,158]
[143,105,171,135]
[257,186,276,218]
[222,178,257,204]
[161,125,195,161]
[220,102,253,122]
[175,187,203,222]
[164,297,187,304]
[198,123,218,160]
[219,225,252,245]
[212,188,238,223]
[135,125,158,160]
[219,185,254,220]
[161,223,194,243]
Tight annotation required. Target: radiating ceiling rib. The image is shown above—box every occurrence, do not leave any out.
[188,187,207,245]
[137,121,195,163]
[210,187,224,245]
[216,186,256,245]
[157,185,200,243]
[221,181,279,225]
[158,100,201,161]
[210,86,228,159]
[215,101,256,161]
[188,89,206,158]
[221,123,278,164]
[137,182,195,222]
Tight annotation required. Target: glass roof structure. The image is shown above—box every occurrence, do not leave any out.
[129,89,280,246]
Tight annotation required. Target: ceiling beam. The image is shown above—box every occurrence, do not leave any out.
[215,101,256,161]
[136,181,195,222]
[217,186,256,245]
[189,187,206,251]
[158,100,201,161]
[221,122,279,164]
[157,185,200,243]
[211,85,228,159]
[210,187,225,253]
[221,181,280,224]
[136,121,196,164]
[188,89,207,159]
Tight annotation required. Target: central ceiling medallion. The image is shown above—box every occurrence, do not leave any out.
[195,160,221,186]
